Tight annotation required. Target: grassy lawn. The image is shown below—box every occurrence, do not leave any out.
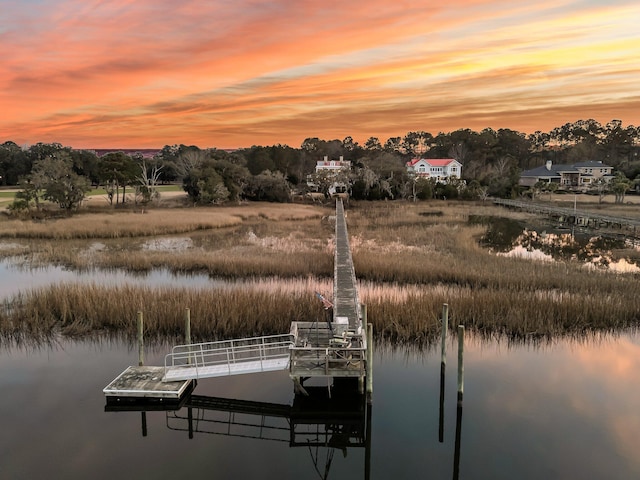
[87,184,182,196]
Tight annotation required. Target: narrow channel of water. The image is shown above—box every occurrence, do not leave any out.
[1,333,639,479]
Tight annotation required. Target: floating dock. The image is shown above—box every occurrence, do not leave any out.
[103,366,195,409]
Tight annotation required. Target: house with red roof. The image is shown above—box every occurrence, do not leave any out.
[406,158,462,181]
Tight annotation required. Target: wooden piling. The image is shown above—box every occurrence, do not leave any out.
[441,303,449,365]
[137,311,144,367]
[457,325,464,401]
[185,307,191,365]
[366,322,373,403]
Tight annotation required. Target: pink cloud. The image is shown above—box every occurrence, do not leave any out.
[1,0,639,148]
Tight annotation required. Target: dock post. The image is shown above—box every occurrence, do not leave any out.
[441,303,448,364]
[366,322,373,403]
[457,325,464,402]
[137,311,144,367]
[185,307,192,365]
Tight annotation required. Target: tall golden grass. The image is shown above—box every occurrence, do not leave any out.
[1,200,639,346]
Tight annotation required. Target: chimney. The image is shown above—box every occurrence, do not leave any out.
[546,160,552,171]
[339,155,344,162]
[323,155,328,162]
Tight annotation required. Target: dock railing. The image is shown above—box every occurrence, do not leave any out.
[163,334,294,381]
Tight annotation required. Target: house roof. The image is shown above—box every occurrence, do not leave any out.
[407,158,458,167]
[521,164,578,177]
[573,161,611,168]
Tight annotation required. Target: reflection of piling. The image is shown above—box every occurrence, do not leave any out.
[137,311,144,367]
[439,304,448,443]
[453,325,464,480]
[365,403,372,480]
[366,323,373,404]
[439,361,445,443]
[185,307,192,365]
[453,395,463,479]
[141,412,147,437]
[457,325,464,402]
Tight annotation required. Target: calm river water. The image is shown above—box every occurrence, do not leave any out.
[1,333,639,479]
[1,260,640,479]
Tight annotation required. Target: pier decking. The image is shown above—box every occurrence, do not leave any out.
[289,198,367,386]
[104,198,370,402]
[103,366,195,407]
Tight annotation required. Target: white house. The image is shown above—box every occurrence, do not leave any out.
[406,158,462,181]
[308,156,351,196]
[315,156,351,173]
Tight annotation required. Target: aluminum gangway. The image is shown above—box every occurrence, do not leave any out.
[163,334,294,382]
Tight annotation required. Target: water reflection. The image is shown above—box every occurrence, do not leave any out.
[3,334,640,478]
[471,215,640,271]
[106,383,373,480]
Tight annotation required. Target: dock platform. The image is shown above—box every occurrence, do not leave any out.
[103,366,195,407]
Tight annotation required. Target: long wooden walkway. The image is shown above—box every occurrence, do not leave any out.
[333,199,362,330]
[289,198,368,385]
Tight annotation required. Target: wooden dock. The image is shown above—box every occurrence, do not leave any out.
[104,198,372,403]
[103,366,195,407]
[289,198,369,391]
[494,198,640,236]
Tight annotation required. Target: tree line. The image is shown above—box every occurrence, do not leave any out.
[1,118,639,213]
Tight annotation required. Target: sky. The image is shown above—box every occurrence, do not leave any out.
[1,0,639,150]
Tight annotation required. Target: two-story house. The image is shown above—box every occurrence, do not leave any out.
[315,155,351,173]
[519,160,613,189]
[406,158,462,181]
[308,156,351,196]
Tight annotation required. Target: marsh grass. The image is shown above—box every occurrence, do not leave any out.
[0,281,329,346]
[0,203,325,240]
[2,200,640,347]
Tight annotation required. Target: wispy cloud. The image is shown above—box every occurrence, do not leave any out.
[1,0,639,148]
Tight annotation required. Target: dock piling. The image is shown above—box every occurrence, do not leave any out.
[441,303,449,365]
[137,311,144,367]
[366,322,373,403]
[457,325,464,401]
[185,307,192,365]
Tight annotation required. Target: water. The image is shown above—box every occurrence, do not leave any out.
[470,215,640,272]
[1,334,639,479]
[0,259,216,299]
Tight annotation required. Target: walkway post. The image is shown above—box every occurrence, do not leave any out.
[185,307,192,365]
[137,311,144,367]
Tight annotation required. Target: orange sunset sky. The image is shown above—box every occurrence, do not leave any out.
[1,0,639,149]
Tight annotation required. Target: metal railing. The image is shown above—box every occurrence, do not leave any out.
[164,334,294,380]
